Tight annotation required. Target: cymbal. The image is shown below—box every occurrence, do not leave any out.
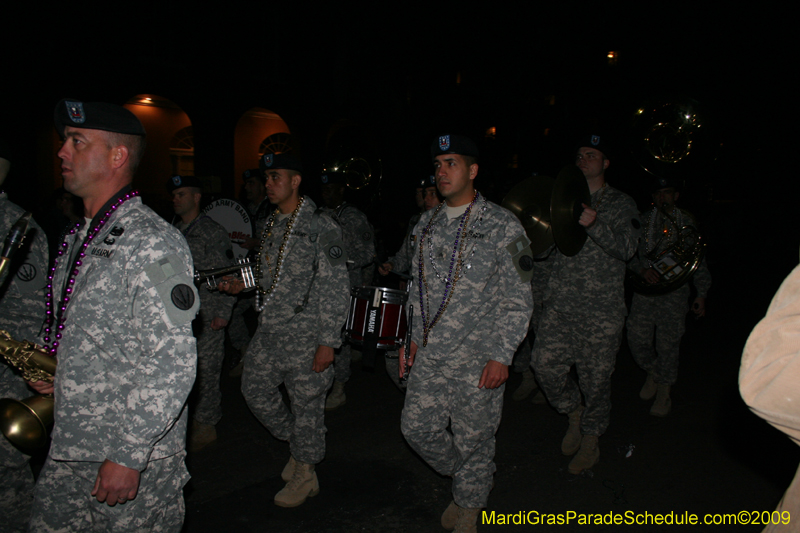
[551,165,590,257]
[501,176,555,256]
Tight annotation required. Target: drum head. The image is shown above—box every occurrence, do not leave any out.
[201,199,253,260]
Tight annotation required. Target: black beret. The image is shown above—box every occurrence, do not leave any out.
[242,168,264,183]
[54,98,146,138]
[651,176,680,192]
[417,175,436,188]
[430,134,479,160]
[321,171,347,185]
[259,153,303,174]
[575,134,612,159]
[167,175,203,193]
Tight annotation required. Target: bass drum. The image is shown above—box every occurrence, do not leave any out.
[201,199,253,260]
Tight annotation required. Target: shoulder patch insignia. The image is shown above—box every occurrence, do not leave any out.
[17,263,37,282]
[319,228,348,267]
[506,234,534,283]
[362,231,372,241]
[171,284,196,310]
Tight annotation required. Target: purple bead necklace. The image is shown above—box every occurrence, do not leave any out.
[43,190,140,356]
[418,190,478,347]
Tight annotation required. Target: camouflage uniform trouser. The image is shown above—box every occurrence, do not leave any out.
[28,452,189,533]
[226,294,253,352]
[626,289,688,386]
[401,356,503,509]
[241,326,333,465]
[333,343,352,383]
[0,371,34,533]
[512,285,545,373]
[192,313,227,425]
[532,307,624,436]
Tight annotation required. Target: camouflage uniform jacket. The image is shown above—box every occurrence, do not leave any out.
[628,206,711,298]
[543,184,640,318]
[323,202,375,287]
[177,215,235,321]
[257,197,349,347]
[388,212,422,275]
[409,194,533,366]
[41,189,199,471]
[0,193,49,394]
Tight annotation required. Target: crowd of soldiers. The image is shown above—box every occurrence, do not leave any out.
[0,100,715,533]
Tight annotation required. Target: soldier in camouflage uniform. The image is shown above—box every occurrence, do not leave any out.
[27,100,199,532]
[627,177,711,417]
[380,175,440,278]
[379,175,440,392]
[0,143,49,533]
[168,175,235,450]
[400,135,533,532]
[218,153,349,508]
[320,171,376,409]
[532,135,641,475]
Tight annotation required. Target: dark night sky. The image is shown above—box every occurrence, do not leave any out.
[1,4,793,290]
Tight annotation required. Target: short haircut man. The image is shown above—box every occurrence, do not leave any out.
[27,99,200,531]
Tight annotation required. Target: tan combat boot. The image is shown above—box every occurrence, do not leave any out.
[513,369,538,401]
[281,455,297,482]
[454,506,480,533]
[187,421,216,453]
[325,380,347,410]
[441,500,458,530]
[561,406,584,455]
[274,461,319,507]
[640,373,657,400]
[650,384,672,417]
[568,435,599,474]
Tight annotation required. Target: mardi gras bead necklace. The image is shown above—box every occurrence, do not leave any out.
[43,190,140,356]
[417,190,481,347]
[254,197,305,312]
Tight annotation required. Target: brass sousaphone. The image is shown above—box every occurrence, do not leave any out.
[628,97,711,295]
[503,165,591,257]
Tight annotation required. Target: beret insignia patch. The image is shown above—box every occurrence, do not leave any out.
[65,101,85,124]
[171,284,196,310]
[439,135,450,152]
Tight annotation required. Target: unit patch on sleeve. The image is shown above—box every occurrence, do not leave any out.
[506,234,535,283]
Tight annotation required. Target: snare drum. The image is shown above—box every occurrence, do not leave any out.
[345,286,408,351]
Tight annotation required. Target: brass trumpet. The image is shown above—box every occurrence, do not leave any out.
[194,258,255,290]
[0,331,55,454]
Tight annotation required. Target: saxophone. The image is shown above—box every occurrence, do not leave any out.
[0,212,56,453]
